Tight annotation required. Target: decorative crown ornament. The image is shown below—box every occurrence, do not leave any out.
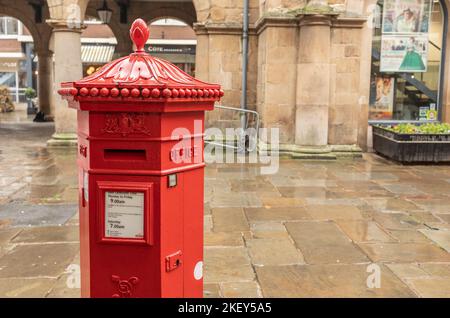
[130,19,150,53]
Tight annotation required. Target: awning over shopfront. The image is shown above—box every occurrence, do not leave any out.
[81,44,115,64]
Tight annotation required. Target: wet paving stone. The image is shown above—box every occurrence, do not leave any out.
[336,220,395,243]
[204,232,244,247]
[2,119,450,297]
[278,187,327,199]
[364,198,423,213]
[230,179,277,193]
[204,215,213,232]
[266,175,304,187]
[357,243,450,263]
[0,228,21,244]
[408,212,441,224]
[366,172,399,181]
[256,264,415,297]
[0,243,79,278]
[286,221,370,264]
[406,278,450,297]
[246,238,305,266]
[407,198,450,214]
[0,203,77,227]
[46,270,81,298]
[437,214,450,223]
[204,247,255,283]
[372,212,424,231]
[250,222,290,239]
[0,228,22,257]
[386,263,429,279]
[210,192,262,208]
[11,225,79,243]
[244,207,309,222]
[220,281,261,298]
[259,196,305,208]
[419,228,450,252]
[211,208,249,232]
[381,184,424,195]
[0,278,56,297]
[305,205,364,221]
[295,179,338,187]
[419,263,450,276]
[332,172,370,181]
[387,230,431,243]
[204,283,221,298]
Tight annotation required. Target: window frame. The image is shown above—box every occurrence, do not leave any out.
[0,17,21,39]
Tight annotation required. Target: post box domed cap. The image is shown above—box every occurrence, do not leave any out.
[58,18,223,101]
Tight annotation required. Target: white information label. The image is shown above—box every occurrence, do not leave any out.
[105,191,144,239]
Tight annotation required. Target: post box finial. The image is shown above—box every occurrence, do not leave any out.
[130,18,149,53]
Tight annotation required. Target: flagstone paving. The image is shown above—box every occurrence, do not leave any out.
[1,118,450,297]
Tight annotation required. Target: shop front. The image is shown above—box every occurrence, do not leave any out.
[82,44,115,77]
[369,0,447,124]
[146,42,196,76]
[0,56,27,103]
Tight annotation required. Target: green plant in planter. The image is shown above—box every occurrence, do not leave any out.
[383,123,450,134]
[24,87,37,100]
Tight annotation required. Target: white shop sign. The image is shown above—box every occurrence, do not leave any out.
[105,191,144,239]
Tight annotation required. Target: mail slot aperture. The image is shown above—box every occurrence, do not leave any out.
[104,149,146,161]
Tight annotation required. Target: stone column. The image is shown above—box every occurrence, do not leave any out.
[193,22,245,129]
[47,22,83,147]
[193,24,209,81]
[35,50,53,117]
[255,16,299,144]
[295,13,334,147]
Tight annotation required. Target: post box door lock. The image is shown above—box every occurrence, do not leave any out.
[165,251,182,272]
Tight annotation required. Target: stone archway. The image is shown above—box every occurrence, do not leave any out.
[84,1,131,56]
[45,0,262,146]
[139,3,197,27]
[84,1,198,57]
[0,1,53,116]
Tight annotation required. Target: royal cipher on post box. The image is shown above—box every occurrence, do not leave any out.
[58,18,223,298]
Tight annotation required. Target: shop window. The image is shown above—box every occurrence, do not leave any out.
[0,72,16,88]
[369,0,447,122]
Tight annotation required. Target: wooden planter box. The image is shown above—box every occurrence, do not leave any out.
[372,126,450,163]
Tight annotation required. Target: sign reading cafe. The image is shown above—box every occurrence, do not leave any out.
[380,0,432,72]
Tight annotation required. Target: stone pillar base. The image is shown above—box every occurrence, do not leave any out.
[47,133,78,147]
[259,142,363,160]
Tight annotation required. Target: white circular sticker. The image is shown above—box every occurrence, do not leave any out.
[194,261,203,280]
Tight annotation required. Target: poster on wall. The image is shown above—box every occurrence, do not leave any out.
[380,0,432,73]
[380,35,429,72]
[369,76,395,120]
[382,0,432,34]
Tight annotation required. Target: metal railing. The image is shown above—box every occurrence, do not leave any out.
[205,105,260,152]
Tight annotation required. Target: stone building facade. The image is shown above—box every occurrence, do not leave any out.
[1,0,449,156]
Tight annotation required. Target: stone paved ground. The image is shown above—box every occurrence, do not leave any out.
[1,106,450,297]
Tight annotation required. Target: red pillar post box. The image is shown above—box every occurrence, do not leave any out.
[58,19,223,298]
